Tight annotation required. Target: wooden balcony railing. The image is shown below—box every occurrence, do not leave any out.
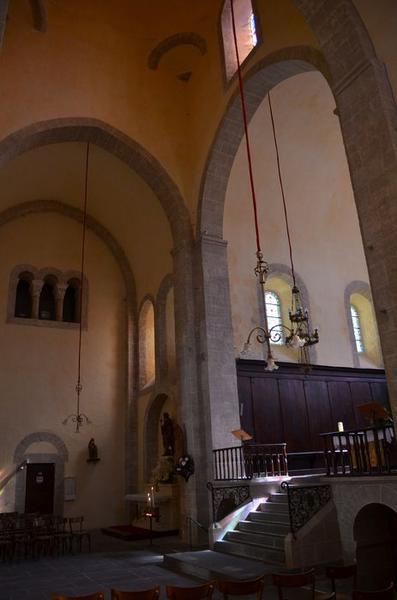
[320,425,396,476]
[213,443,288,481]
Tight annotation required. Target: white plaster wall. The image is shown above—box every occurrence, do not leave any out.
[0,213,126,529]
[224,71,382,368]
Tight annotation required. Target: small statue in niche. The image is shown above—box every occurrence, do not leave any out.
[88,438,99,461]
[161,412,175,456]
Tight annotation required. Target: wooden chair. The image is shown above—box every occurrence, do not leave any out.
[272,569,316,600]
[166,582,214,600]
[111,587,160,600]
[217,576,266,600]
[52,594,105,600]
[326,564,357,593]
[352,583,395,600]
[69,516,91,553]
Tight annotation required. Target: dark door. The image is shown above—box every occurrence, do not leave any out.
[25,463,55,514]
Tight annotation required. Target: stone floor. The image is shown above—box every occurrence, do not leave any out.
[0,531,353,600]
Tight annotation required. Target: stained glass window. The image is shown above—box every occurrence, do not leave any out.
[265,291,283,345]
[350,304,364,353]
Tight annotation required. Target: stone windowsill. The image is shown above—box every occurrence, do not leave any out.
[6,316,84,330]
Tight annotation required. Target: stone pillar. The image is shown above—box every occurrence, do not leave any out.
[196,233,241,452]
[31,279,42,320]
[55,285,67,322]
[172,239,209,532]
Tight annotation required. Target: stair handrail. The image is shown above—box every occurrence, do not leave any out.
[280,481,331,538]
[186,515,208,550]
[207,481,251,523]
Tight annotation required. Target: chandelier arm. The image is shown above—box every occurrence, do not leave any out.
[267,92,296,288]
[230,0,262,255]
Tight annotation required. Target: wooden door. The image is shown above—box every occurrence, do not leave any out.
[25,463,55,514]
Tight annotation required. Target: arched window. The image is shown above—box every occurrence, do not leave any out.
[139,299,156,389]
[39,276,56,320]
[265,290,283,344]
[221,0,259,81]
[15,272,33,318]
[63,279,80,323]
[350,304,364,353]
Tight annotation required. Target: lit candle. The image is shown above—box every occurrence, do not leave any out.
[147,492,151,507]
[337,421,344,432]
[151,486,155,508]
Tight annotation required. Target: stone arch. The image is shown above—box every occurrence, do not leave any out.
[14,431,68,515]
[144,392,169,482]
[0,118,192,247]
[14,430,68,464]
[148,33,207,70]
[156,274,174,381]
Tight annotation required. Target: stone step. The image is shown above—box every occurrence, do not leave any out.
[225,529,285,549]
[214,539,285,565]
[238,519,290,536]
[162,550,275,581]
[260,502,289,513]
[248,510,290,525]
[268,493,289,504]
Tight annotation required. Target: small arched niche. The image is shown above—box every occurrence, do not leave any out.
[354,503,397,590]
[63,278,80,323]
[139,298,156,389]
[39,275,57,320]
[15,271,33,318]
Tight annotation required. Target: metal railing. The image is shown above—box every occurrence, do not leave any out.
[213,443,288,480]
[281,481,331,537]
[186,515,208,550]
[320,425,395,476]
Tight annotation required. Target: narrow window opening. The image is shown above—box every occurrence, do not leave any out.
[15,274,32,318]
[39,278,56,320]
[63,279,80,323]
[265,291,283,344]
[351,304,364,353]
[221,0,259,80]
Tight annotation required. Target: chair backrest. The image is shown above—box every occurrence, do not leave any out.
[52,593,105,600]
[111,587,160,600]
[352,583,395,600]
[326,564,357,592]
[272,569,315,600]
[69,516,84,533]
[166,582,214,600]
[217,576,265,600]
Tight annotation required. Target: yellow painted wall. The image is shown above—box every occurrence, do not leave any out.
[0,213,126,528]
[224,71,383,368]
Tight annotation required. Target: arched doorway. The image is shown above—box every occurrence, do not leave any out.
[354,503,397,590]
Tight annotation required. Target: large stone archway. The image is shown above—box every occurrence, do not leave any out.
[0,119,204,524]
[197,0,397,433]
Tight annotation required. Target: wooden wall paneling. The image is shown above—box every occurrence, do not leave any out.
[279,379,309,452]
[370,381,390,412]
[328,381,357,430]
[304,380,333,449]
[251,377,283,445]
[350,381,373,428]
[237,375,255,440]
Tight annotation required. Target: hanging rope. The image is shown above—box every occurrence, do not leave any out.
[76,142,90,417]
[230,0,261,254]
[267,92,297,287]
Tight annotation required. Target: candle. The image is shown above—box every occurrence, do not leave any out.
[337,421,344,432]
[151,486,155,508]
[147,492,151,506]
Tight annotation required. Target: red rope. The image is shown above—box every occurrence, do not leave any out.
[267,93,296,287]
[230,0,261,254]
[76,142,89,414]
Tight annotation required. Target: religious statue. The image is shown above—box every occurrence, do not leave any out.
[161,412,175,456]
[88,438,98,460]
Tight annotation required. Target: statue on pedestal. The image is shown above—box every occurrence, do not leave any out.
[88,438,98,461]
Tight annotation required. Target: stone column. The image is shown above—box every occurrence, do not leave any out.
[55,285,67,322]
[172,239,209,532]
[31,279,42,320]
[196,233,241,451]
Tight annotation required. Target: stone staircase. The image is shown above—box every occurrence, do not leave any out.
[214,491,290,564]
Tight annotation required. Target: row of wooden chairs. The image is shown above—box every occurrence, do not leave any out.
[51,568,395,600]
[0,512,91,560]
